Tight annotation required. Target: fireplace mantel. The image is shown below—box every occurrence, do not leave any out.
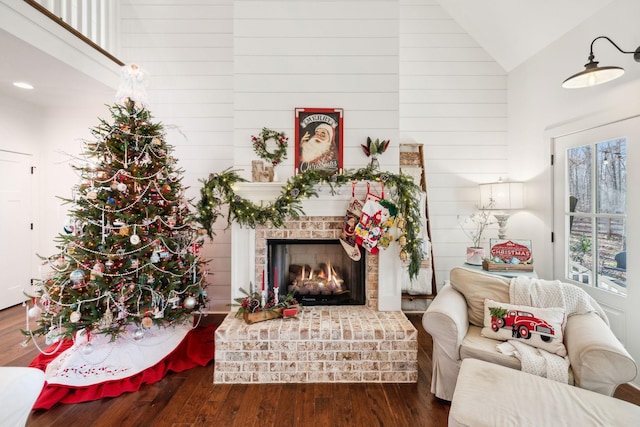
[231,181,403,311]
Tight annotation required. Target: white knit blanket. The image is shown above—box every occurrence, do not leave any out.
[497,277,609,383]
[510,276,608,325]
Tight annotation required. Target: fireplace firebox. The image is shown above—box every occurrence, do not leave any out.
[267,239,366,306]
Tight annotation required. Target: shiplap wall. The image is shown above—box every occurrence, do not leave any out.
[232,0,399,179]
[399,0,507,287]
[117,0,505,310]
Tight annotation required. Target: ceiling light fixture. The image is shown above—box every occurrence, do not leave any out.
[13,81,34,90]
[562,36,640,89]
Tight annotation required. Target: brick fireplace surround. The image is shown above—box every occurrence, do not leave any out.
[214,183,418,384]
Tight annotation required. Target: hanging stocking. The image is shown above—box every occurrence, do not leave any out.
[377,196,398,250]
[354,183,384,254]
[339,182,363,261]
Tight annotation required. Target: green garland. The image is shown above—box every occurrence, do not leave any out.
[251,128,288,165]
[196,167,425,278]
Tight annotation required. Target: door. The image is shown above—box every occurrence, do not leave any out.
[0,150,33,310]
[553,116,640,345]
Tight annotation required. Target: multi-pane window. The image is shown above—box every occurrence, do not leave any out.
[566,138,627,295]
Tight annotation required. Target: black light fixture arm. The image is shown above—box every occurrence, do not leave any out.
[588,36,640,63]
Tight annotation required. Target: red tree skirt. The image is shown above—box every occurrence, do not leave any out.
[29,325,215,410]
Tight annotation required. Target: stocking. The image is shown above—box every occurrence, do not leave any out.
[339,183,363,261]
[354,183,383,254]
[377,198,398,250]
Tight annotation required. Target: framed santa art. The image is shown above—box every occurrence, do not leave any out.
[294,107,344,174]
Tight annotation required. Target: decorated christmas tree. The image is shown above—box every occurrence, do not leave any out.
[23,95,208,345]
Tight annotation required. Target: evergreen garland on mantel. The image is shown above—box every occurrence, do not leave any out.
[197,167,425,278]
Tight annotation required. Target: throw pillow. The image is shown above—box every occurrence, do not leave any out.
[449,267,510,327]
[481,299,567,356]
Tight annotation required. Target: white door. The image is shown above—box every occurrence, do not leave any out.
[0,150,33,310]
[553,116,640,345]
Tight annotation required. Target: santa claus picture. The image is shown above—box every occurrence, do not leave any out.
[295,108,343,174]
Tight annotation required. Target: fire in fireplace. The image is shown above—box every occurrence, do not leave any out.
[267,239,366,306]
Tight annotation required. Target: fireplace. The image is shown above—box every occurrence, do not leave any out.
[230,181,404,311]
[267,239,366,306]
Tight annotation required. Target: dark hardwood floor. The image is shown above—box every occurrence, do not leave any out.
[1,304,638,427]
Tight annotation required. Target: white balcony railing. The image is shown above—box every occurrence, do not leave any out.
[27,0,119,61]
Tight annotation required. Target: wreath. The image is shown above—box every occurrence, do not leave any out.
[251,128,288,166]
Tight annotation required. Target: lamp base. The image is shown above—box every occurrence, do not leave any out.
[493,213,510,240]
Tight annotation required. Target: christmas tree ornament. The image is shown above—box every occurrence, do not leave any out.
[99,310,113,329]
[70,269,85,284]
[28,304,42,318]
[110,181,119,190]
[86,190,98,200]
[130,234,140,245]
[117,182,127,192]
[184,296,197,309]
[133,328,145,341]
[141,316,153,329]
[70,311,81,323]
[150,252,160,263]
[92,262,105,276]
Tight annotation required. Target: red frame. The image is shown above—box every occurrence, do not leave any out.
[294,108,344,174]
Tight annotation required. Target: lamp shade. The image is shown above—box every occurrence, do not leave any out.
[562,63,624,88]
[479,182,524,210]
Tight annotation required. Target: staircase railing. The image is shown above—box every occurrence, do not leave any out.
[24,0,123,65]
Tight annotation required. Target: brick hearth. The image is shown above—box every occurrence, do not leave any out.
[214,306,418,383]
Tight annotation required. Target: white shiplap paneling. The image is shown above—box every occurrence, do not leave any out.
[400,0,507,287]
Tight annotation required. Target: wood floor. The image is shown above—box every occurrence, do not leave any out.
[1,304,638,427]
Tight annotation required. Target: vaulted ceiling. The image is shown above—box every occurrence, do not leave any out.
[438,0,614,71]
[0,0,614,108]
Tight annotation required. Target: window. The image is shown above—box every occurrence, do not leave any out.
[565,138,626,295]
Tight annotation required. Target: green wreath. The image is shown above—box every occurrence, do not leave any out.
[251,128,288,166]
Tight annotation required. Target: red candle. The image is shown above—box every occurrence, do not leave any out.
[262,268,265,291]
[274,267,278,289]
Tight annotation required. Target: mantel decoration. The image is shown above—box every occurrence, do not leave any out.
[251,127,288,166]
[361,137,390,169]
[196,166,425,278]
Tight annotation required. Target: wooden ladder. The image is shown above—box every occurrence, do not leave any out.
[399,143,437,299]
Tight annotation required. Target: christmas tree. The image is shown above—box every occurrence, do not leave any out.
[24,97,208,344]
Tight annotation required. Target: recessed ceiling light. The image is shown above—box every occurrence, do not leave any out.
[13,81,34,90]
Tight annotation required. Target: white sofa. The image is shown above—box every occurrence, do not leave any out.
[0,367,45,426]
[422,267,637,401]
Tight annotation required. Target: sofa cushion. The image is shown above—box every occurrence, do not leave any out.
[449,267,510,327]
[460,325,522,369]
[481,299,567,356]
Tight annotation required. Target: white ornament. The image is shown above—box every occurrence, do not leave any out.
[183,296,197,309]
[130,234,140,245]
[28,305,42,318]
[87,190,98,200]
[133,328,145,341]
[70,311,81,323]
[117,182,127,192]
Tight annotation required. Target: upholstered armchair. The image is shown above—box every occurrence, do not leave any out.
[422,267,637,401]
